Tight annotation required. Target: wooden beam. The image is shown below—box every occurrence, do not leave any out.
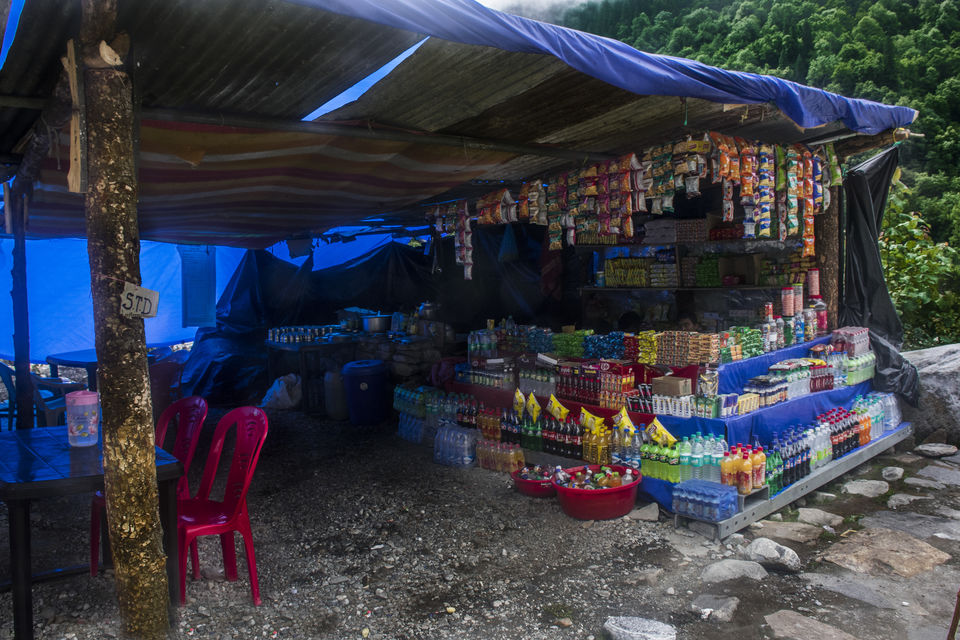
[140,107,620,163]
[835,128,911,160]
[62,40,88,193]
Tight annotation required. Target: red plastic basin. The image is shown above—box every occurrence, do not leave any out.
[552,465,642,520]
[511,470,557,498]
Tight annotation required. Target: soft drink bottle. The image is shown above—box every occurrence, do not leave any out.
[720,451,732,486]
[752,446,766,489]
[668,444,680,483]
[738,453,753,495]
[678,437,692,482]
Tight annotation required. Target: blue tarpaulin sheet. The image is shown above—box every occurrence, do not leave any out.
[658,381,872,447]
[299,0,916,134]
[0,239,245,362]
[718,336,831,395]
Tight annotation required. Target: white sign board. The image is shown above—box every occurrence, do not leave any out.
[120,282,159,318]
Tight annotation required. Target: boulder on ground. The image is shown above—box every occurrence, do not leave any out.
[700,559,767,583]
[742,537,802,572]
[902,344,960,444]
[603,617,676,640]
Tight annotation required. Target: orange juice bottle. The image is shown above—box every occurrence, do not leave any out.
[720,452,732,485]
[752,446,766,489]
[738,453,753,495]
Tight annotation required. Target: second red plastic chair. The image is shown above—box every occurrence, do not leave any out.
[90,395,208,576]
[178,406,269,605]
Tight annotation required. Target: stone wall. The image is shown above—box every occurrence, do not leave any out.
[901,344,960,444]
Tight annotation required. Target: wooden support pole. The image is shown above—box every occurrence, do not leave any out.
[80,0,170,636]
[9,189,32,429]
[816,186,841,329]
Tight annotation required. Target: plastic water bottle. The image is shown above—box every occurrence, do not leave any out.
[678,437,692,482]
[691,438,704,480]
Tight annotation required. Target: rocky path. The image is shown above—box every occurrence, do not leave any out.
[0,411,958,639]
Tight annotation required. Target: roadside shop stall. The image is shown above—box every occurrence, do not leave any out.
[393,133,916,533]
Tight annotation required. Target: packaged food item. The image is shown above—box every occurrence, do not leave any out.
[579,406,604,431]
[611,407,635,431]
[514,388,526,418]
[526,393,541,423]
[547,394,569,421]
[644,417,677,448]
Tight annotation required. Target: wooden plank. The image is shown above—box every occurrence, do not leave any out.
[62,40,88,194]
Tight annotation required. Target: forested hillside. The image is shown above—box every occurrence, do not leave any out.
[519,0,960,347]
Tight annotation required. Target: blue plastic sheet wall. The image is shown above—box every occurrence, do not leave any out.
[0,238,245,362]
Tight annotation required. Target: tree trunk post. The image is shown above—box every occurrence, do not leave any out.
[816,186,841,329]
[81,0,170,636]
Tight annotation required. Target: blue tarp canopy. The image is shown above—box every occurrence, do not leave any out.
[302,0,915,135]
[0,0,917,246]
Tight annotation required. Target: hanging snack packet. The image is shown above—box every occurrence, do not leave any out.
[547,394,569,421]
[802,235,816,257]
[644,417,677,447]
[526,393,542,423]
[803,215,815,237]
[826,143,843,185]
[775,145,787,190]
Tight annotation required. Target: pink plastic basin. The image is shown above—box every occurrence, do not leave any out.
[552,465,642,520]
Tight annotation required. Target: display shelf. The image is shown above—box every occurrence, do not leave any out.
[577,239,799,254]
[670,422,913,540]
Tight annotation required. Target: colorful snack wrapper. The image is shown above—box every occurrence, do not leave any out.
[526,393,542,423]
[547,394,569,421]
[579,406,604,431]
[644,417,677,447]
[611,407,635,431]
[514,388,526,418]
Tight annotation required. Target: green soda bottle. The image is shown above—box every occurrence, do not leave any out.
[668,444,680,483]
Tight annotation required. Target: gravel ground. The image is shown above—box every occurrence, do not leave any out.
[0,409,955,640]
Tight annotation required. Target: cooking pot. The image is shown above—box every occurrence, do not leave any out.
[418,302,440,320]
[362,314,391,333]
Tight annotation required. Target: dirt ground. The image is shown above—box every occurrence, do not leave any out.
[0,409,957,639]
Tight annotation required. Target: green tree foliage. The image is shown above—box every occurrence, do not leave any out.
[556,0,960,346]
[880,179,960,348]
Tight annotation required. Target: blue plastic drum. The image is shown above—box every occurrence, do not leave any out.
[341,360,389,426]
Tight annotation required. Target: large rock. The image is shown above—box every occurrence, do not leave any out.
[916,464,960,486]
[881,466,904,481]
[902,344,960,443]
[824,527,950,577]
[764,609,858,640]
[628,503,661,522]
[742,537,802,572]
[802,573,900,610]
[842,479,889,498]
[861,510,960,541]
[797,508,843,528]
[689,595,739,622]
[603,617,676,640]
[700,559,767,583]
[755,520,823,543]
[887,493,933,509]
[905,476,946,491]
[914,443,959,458]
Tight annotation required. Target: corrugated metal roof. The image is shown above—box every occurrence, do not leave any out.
[0,0,900,246]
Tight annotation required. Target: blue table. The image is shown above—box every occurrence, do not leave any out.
[0,427,182,640]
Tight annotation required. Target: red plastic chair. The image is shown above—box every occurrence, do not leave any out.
[90,396,208,576]
[178,406,268,605]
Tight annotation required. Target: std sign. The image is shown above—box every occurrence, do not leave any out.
[120,282,159,318]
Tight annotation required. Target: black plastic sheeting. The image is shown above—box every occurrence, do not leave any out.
[839,146,919,406]
[180,224,575,405]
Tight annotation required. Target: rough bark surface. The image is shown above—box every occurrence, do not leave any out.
[82,0,169,637]
[816,186,841,329]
